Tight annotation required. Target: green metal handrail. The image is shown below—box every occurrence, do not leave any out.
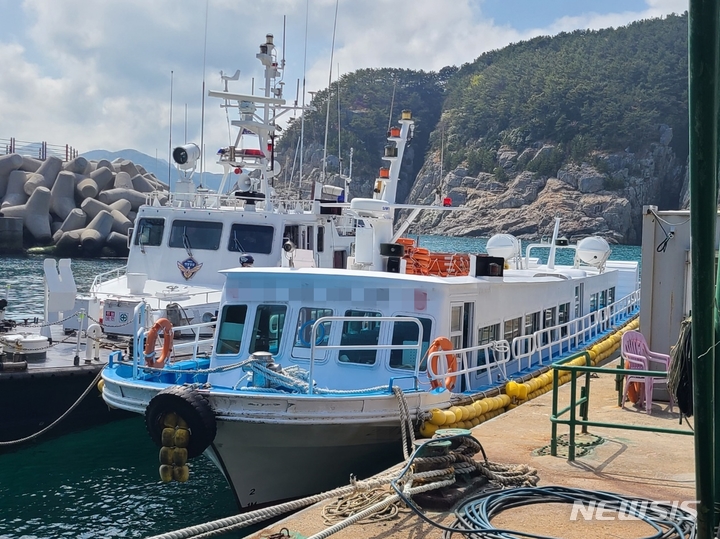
[550,353,693,461]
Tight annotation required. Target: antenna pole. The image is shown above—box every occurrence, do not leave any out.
[198,0,210,187]
[321,0,340,183]
[184,104,188,143]
[337,63,341,176]
[299,0,309,194]
[168,70,173,187]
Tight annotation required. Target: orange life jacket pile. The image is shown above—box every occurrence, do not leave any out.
[397,238,470,277]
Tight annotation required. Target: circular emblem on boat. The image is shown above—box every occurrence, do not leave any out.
[120,313,128,323]
[145,386,217,458]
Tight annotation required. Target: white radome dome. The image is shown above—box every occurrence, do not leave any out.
[486,233,520,260]
[576,236,611,267]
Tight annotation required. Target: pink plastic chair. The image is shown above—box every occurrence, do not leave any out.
[620,330,674,415]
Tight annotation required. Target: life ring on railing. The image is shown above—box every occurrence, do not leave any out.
[299,320,326,347]
[426,336,458,391]
[145,317,174,368]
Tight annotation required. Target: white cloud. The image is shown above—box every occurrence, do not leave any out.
[0,0,688,173]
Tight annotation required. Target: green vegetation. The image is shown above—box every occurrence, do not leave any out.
[278,13,689,194]
[277,68,450,199]
[440,13,688,173]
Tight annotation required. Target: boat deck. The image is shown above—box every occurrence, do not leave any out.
[0,320,130,445]
[248,359,694,539]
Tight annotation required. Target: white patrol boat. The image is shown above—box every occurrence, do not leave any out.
[64,33,372,338]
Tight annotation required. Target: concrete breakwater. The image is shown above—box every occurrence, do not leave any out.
[0,153,169,257]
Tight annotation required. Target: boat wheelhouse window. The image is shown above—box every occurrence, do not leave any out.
[249,305,287,355]
[608,287,616,306]
[599,290,607,309]
[338,310,381,365]
[589,293,599,312]
[169,220,223,251]
[450,305,463,351]
[228,223,274,254]
[134,218,164,246]
[503,317,522,342]
[216,305,248,355]
[389,317,432,371]
[294,307,333,348]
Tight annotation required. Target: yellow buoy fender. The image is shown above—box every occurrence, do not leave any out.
[145,386,217,459]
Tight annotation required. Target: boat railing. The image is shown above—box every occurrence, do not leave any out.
[308,316,424,395]
[524,243,578,269]
[130,301,215,377]
[513,290,641,371]
[427,340,512,390]
[90,266,127,293]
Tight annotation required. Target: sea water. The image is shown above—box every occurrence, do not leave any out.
[0,238,641,538]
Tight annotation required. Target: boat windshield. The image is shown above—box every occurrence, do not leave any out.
[227,224,274,254]
[134,218,164,247]
[389,317,432,371]
[169,220,223,251]
[338,310,382,365]
[249,305,287,355]
[216,304,248,355]
[294,307,333,348]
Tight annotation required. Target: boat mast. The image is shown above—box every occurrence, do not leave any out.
[321,0,340,183]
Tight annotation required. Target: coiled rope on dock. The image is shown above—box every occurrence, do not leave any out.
[441,486,697,539]
[144,433,534,539]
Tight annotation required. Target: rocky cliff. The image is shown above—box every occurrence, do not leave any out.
[404,125,684,244]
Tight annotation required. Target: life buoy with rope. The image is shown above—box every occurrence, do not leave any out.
[144,317,173,368]
[425,336,459,391]
[145,386,217,459]
[299,319,326,346]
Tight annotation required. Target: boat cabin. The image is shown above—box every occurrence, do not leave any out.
[207,263,637,394]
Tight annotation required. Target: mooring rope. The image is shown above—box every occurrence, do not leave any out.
[0,369,103,446]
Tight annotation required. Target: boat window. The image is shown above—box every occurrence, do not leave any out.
[249,305,287,355]
[389,317,432,371]
[608,287,616,306]
[477,323,500,366]
[228,224,274,254]
[525,312,541,335]
[317,226,325,253]
[294,307,333,348]
[134,218,164,246]
[503,317,522,342]
[589,293,599,312]
[558,303,570,336]
[339,310,381,365]
[542,307,557,345]
[599,290,607,309]
[216,304,248,355]
[169,220,223,251]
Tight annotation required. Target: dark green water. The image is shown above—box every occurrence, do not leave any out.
[0,419,239,539]
[0,239,642,538]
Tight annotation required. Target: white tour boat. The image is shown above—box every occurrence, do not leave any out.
[100,125,640,508]
[64,34,364,338]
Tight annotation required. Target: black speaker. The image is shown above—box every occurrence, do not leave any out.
[379,242,405,257]
[386,256,401,273]
[475,255,505,277]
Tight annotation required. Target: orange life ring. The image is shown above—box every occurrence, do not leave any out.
[426,336,459,390]
[145,317,174,368]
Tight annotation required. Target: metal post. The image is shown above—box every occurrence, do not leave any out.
[550,366,559,456]
[689,1,719,535]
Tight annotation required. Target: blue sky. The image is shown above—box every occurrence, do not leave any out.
[0,0,687,173]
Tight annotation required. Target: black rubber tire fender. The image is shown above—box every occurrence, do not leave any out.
[145,385,217,458]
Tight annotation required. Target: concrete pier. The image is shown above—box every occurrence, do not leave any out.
[249,361,694,539]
